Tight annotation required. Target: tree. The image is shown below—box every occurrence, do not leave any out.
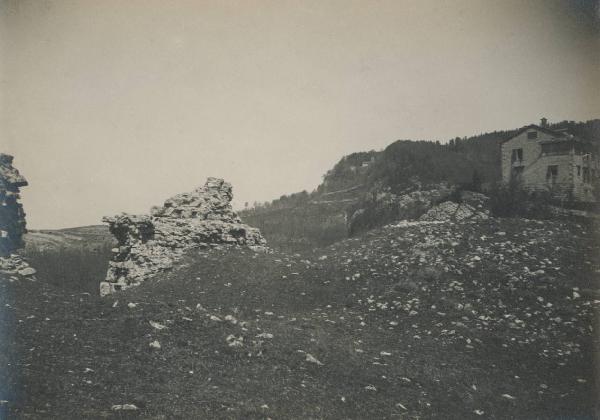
[471,170,482,192]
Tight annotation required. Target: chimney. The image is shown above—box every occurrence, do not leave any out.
[540,117,548,128]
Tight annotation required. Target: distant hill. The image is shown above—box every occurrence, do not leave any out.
[240,119,600,249]
[25,225,114,252]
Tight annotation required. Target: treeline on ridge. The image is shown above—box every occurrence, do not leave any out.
[240,119,600,250]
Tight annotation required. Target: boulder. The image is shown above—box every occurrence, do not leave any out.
[17,266,37,276]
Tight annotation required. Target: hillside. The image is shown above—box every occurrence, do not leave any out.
[2,217,598,418]
[241,119,600,249]
[23,226,115,293]
[24,225,114,251]
[321,119,600,195]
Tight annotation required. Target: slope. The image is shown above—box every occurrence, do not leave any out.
[1,216,598,419]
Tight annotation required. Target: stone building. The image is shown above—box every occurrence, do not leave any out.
[501,119,599,202]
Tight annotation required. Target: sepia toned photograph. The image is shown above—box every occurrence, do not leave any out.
[1,0,599,418]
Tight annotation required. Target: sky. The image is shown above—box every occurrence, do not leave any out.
[1,0,599,229]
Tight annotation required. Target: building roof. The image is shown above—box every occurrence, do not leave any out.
[501,124,587,145]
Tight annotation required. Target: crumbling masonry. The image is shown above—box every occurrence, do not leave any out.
[0,153,36,277]
[101,177,266,295]
[0,154,28,255]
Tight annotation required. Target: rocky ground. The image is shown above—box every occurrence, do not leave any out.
[1,217,598,419]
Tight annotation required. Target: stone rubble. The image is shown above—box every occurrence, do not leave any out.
[101,177,266,296]
[318,217,596,364]
[0,153,36,280]
[347,183,454,233]
[419,191,490,222]
[0,253,37,279]
[393,184,454,218]
[419,201,489,222]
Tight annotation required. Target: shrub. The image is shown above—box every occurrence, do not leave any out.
[488,181,553,219]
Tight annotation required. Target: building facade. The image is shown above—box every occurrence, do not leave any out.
[501,121,599,202]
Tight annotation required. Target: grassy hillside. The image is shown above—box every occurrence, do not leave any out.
[23,225,114,294]
[240,202,348,252]
[2,217,598,418]
[25,225,113,251]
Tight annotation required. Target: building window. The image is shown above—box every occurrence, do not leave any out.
[541,142,572,155]
[527,131,538,139]
[511,148,523,163]
[546,165,558,183]
[583,167,590,183]
[577,165,581,176]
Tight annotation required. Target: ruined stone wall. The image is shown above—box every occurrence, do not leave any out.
[101,177,266,295]
[0,154,28,256]
[0,153,36,277]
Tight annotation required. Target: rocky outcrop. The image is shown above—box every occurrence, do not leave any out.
[419,192,490,222]
[0,153,36,279]
[101,178,266,296]
[348,183,453,235]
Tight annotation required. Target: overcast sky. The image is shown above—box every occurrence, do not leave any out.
[1,0,599,229]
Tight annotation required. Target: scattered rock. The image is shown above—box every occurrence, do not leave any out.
[226,334,244,347]
[111,404,139,411]
[304,353,324,366]
[17,267,36,276]
[1,254,37,280]
[149,321,167,330]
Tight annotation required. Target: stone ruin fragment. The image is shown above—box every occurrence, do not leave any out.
[0,153,36,278]
[101,177,266,296]
[419,191,491,222]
